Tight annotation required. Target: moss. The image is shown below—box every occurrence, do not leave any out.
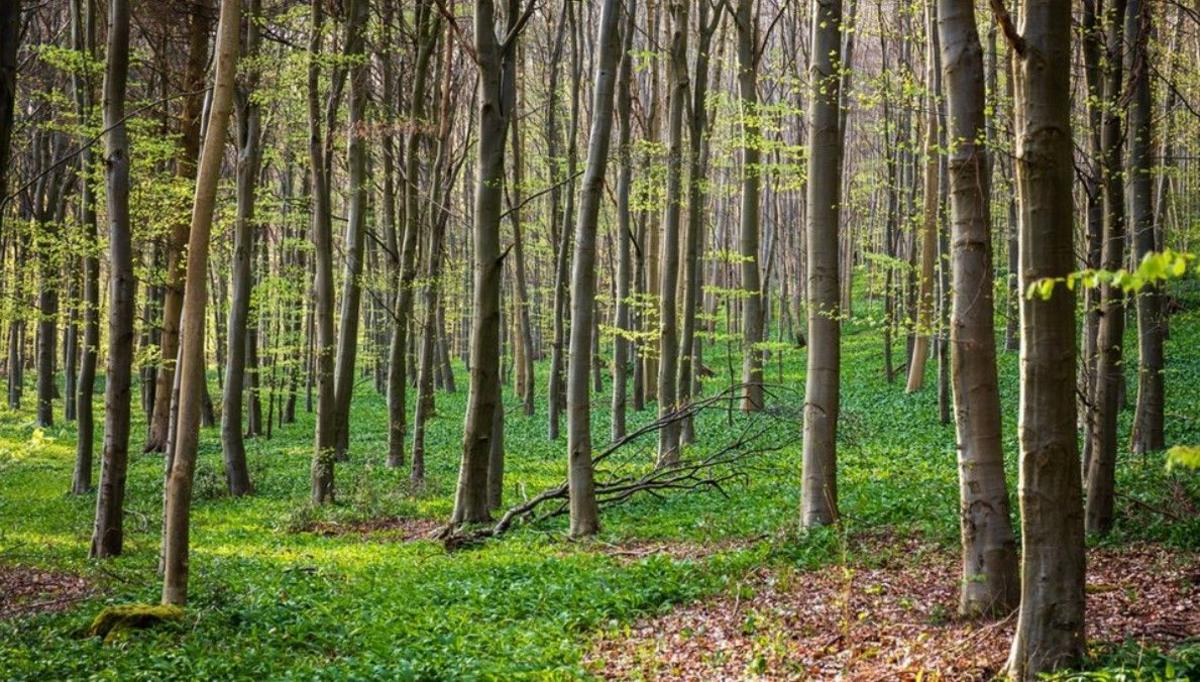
[88,604,184,644]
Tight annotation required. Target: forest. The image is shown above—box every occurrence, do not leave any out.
[1,0,1199,678]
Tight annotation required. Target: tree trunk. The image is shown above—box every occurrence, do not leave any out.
[308,0,337,504]
[1128,0,1164,455]
[905,6,941,394]
[145,1,212,453]
[1002,0,1087,675]
[800,0,843,529]
[610,5,635,443]
[1085,0,1128,537]
[162,0,240,605]
[221,0,262,498]
[737,0,765,413]
[565,0,624,537]
[70,0,99,495]
[655,0,687,466]
[452,0,522,525]
[89,0,133,559]
[938,0,1018,618]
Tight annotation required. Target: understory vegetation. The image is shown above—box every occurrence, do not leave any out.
[2,295,1198,680]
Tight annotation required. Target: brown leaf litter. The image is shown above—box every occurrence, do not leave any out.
[0,564,93,620]
[589,539,1199,680]
[304,516,443,541]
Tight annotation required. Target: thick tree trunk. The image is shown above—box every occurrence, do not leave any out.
[221,0,262,498]
[655,0,687,466]
[800,0,843,529]
[566,0,624,537]
[452,0,521,525]
[162,0,240,605]
[938,0,1018,618]
[1002,0,1087,676]
[89,0,133,559]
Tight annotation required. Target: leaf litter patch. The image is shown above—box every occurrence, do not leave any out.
[302,516,443,542]
[0,564,93,620]
[589,540,1200,680]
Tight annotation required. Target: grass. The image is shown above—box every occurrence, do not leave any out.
[1,288,1199,680]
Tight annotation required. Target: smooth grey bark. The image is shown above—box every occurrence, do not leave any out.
[566,0,626,537]
[162,0,240,605]
[610,4,635,443]
[451,0,525,525]
[308,0,337,504]
[89,0,133,559]
[678,1,720,444]
[547,0,577,441]
[506,62,536,417]
[938,0,1018,618]
[332,0,369,462]
[1128,0,1164,455]
[800,0,843,529]
[999,0,1087,676]
[70,0,99,495]
[736,0,764,413]
[221,0,262,497]
[655,0,688,466]
[1085,0,1128,537]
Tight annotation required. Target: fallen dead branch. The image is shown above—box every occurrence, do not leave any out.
[437,384,799,550]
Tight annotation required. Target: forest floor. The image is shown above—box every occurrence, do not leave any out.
[1,292,1199,680]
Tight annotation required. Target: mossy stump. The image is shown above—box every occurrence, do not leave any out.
[88,604,184,643]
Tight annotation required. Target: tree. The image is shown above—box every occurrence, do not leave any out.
[89,0,134,559]
[995,0,1087,676]
[332,0,369,462]
[144,0,212,453]
[736,0,764,413]
[1085,0,1129,536]
[938,0,1018,618]
[800,0,843,529]
[609,3,636,443]
[451,0,529,525]
[566,0,628,537]
[221,0,263,497]
[655,0,688,466]
[162,0,240,605]
[1128,0,1164,454]
[70,0,99,496]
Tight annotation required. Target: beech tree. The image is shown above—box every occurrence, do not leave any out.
[996,0,1087,676]
[800,0,844,529]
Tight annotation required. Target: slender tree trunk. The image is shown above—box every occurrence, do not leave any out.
[939,0,1018,617]
[655,0,688,466]
[1001,0,1086,675]
[308,0,337,504]
[221,0,262,497]
[566,0,624,537]
[145,2,212,453]
[800,0,843,529]
[1128,0,1164,454]
[71,0,99,495]
[610,6,635,443]
[1085,0,1129,536]
[506,62,536,417]
[906,7,941,394]
[162,0,240,605]
[89,0,133,559]
[737,0,765,413]
[547,0,577,441]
